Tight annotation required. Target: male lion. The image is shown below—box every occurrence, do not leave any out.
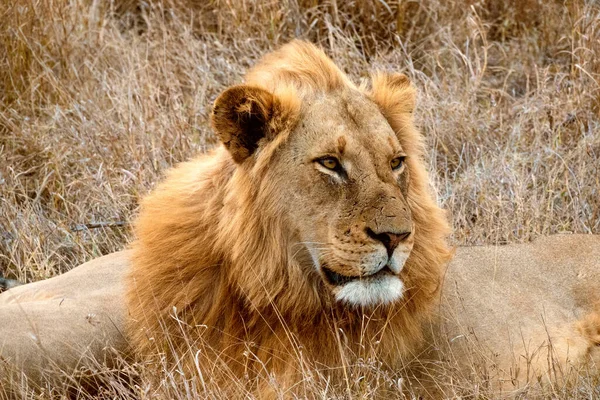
[125,40,452,395]
[0,41,598,397]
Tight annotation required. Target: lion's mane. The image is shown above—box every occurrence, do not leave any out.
[126,41,452,390]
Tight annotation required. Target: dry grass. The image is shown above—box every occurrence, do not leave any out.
[1,0,599,398]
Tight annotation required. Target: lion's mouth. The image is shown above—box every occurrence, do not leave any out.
[322,265,395,286]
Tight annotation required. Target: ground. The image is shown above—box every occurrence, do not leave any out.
[1,0,599,398]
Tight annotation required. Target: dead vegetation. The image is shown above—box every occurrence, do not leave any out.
[1,0,599,398]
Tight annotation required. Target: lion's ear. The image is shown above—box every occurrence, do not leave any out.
[369,72,416,116]
[211,85,277,163]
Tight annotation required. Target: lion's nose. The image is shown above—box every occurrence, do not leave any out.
[366,228,411,257]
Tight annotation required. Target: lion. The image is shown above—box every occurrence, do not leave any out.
[125,40,453,395]
[0,41,598,397]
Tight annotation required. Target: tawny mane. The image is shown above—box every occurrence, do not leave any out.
[127,40,452,392]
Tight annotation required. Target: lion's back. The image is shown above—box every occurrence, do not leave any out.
[0,251,131,385]
[425,234,600,394]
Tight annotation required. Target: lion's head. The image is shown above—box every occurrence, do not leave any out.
[210,41,450,309]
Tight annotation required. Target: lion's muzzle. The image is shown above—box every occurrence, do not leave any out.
[314,228,414,307]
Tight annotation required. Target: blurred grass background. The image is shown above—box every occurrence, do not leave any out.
[0,0,599,397]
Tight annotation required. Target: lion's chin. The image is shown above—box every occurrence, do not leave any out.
[333,275,404,307]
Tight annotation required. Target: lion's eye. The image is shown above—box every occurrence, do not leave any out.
[391,157,405,170]
[318,157,340,170]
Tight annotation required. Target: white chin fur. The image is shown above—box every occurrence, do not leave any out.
[334,275,404,307]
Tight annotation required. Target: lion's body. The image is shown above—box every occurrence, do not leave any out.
[423,234,600,396]
[0,251,130,390]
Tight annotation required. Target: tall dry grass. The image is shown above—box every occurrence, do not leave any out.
[1,0,599,398]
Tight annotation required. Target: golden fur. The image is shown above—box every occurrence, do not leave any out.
[426,234,600,396]
[126,40,452,394]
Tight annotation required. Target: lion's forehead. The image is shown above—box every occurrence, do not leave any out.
[294,90,400,160]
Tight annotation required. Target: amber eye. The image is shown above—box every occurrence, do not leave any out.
[318,157,340,170]
[391,157,405,170]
